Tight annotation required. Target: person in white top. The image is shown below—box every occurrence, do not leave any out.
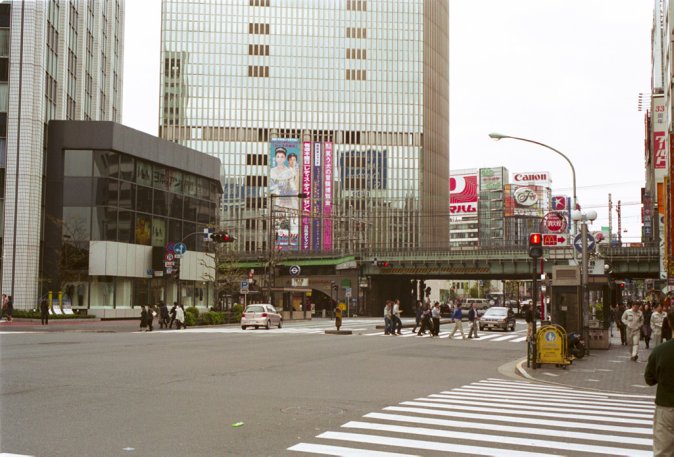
[621,301,644,361]
[391,299,402,335]
[651,302,666,347]
[175,304,186,330]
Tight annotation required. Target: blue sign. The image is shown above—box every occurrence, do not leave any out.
[174,242,187,255]
[573,233,595,253]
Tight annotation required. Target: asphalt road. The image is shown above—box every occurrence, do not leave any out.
[0,320,653,456]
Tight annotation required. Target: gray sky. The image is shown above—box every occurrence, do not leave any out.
[122,0,652,242]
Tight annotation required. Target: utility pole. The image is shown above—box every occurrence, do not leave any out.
[608,193,612,246]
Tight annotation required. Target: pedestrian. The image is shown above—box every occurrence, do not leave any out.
[139,305,148,331]
[448,304,466,339]
[608,303,616,337]
[169,302,178,329]
[334,305,342,331]
[175,304,185,329]
[652,303,666,347]
[40,299,49,325]
[524,305,534,341]
[431,301,441,337]
[622,301,644,361]
[1,293,7,320]
[663,303,672,342]
[391,299,402,335]
[644,306,674,457]
[383,301,393,335]
[417,302,432,336]
[468,302,480,339]
[642,303,653,349]
[146,305,155,332]
[5,295,13,321]
[159,301,170,329]
[412,301,422,333]
[616,302,627,345]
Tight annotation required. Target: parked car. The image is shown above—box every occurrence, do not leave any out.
[241,304,282,330]
[479,306,516,332]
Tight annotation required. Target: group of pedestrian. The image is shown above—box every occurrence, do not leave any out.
[385,299,480,339]
[616,299,672,361]
[139,301,186,332]
[1,294,13,321]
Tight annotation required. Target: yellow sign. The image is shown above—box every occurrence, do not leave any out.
[338,302,346,311]
[536,325,569,365]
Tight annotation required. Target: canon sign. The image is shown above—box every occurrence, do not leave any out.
[512,171,551,187]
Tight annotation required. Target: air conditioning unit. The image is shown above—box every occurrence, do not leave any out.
[552,266,581,286]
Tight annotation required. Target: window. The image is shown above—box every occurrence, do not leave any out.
[63,178,93,206]
[64,150,93,176]
[134,213,151,245]
[93,151,119,177]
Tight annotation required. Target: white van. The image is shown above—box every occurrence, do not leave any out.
[461,298,491,316]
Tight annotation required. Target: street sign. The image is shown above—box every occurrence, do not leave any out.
[573,233,596,253]
[542,234,568,247]
[289,265,301,276]
[240,280,249,293]
[542,212,567,233]
[344,287,352,298]
[165,242,175,253]
[165,253,175,262]
[164,261,175,267]
[174,242,187,255]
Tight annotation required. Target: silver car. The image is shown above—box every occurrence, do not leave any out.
[241,304,283,330]
[479,306,516,332]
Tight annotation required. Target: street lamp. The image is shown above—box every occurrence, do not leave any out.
[572,208,597,352]
[267,192,308,305]
[488,133,578,214]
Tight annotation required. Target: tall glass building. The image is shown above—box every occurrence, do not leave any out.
[160,0,448,255]
[0,0,124,309]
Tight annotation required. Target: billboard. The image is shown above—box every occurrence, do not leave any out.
[270,138,301,251]
[323,142,333,251]
[504,185,548,217]
[654,96,667,170]
[512,171,551,187]
[479,167,506,191]
[339,149,387,193]
[449,171,478,215]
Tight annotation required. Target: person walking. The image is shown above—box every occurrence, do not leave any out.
[663,304,672,342]
[622,301,644,361]
[175,304,186,329]
[652,303,666,347]
[616,302,627,345]
[139,305,149,332]
[467,302,480,339]
[642,303,653,349]
[448,304,466,339]
[383,301,393,335]
[159,301,170,329]
[334,305,343,331]
[431,302,441,337]
[4,295,13,321]
[645,306,674,457]
[412,301,423,333]
[417,302,432,336]
[146,305,155,332]
[391,299,402,335]
[169,302,178,329]
[40,299,50,325]
[1,293,7,320]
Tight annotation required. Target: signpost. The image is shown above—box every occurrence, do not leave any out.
[542,211,568,233]
[289,265,301,277]
[240,280,249,308]
[573,233,596,253]
[542,234,568,247]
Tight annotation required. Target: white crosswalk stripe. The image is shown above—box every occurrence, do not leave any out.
[364,328,527,343]
[288,377,654,456]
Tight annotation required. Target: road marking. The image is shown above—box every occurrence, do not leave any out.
[287,443,420,456]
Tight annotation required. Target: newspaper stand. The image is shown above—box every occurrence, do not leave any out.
[535,324,572,368]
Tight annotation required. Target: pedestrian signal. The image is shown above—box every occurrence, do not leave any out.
[528,233,543,258]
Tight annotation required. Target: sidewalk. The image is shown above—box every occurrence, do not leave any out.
[0,318,142,333]
[517,332,657,396]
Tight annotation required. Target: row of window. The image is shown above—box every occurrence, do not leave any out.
[159,126,423,147]
[248,65,269,78]
[64,149,220,202]
[346,0,368,11]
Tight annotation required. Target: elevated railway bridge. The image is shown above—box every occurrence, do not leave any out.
[235,245,659,316]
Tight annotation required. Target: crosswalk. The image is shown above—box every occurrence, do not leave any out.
[365,328,528,343]
[288,377,654,456]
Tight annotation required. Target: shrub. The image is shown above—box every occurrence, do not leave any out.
[12,310,95,319]
[231,303,243,322]
[197,311,226,326]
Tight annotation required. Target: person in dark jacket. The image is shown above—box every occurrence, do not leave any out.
[40,299,50,325]
[146,305,154,332]
[412,301,423,333]
[159,301,170,329]
[642,303,653,349]
[5,295,13,321]
[645,307,674,456]
[615,303,627,345]
[140,305,148,331]
[169,302,178,329]
[468,303,480,339]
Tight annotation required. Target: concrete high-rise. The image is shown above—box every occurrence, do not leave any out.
[0,0,124,309]
[159,0,449,254]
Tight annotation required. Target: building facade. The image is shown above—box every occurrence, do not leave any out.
[159,0,449,255]
[1,0,124,309]
[44,121,222,317]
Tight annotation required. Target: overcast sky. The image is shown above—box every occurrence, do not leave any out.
[122,0,653,242]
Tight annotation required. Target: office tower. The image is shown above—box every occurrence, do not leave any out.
[0,0,124,309]
[160,0,449,254]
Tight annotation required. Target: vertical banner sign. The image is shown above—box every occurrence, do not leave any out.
[662,178,668,279]
[301,142,312,251]
[653,95,666,279]
[323,142,333,251]
[312,142,323,251]
[269,138,301,250]
[654,96,667,170]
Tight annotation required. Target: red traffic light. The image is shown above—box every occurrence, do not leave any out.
[529,233,542,245]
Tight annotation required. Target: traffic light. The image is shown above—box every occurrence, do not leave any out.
[212,231,235,243]
[528,233,543,258]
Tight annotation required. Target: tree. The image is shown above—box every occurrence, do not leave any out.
[198,240,245,311]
